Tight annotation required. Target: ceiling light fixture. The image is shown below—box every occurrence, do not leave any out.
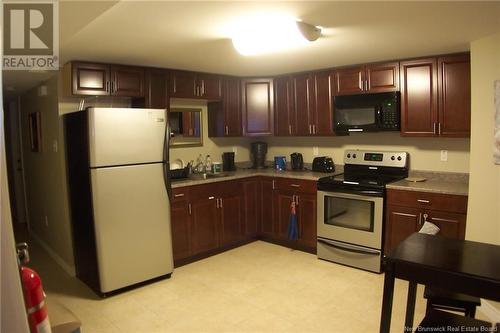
[231,15,322,56]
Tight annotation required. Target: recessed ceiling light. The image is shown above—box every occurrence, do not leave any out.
[230,14,322,56]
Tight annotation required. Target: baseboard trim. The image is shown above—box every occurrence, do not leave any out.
[30,231,76,277]
[478,300,500,323]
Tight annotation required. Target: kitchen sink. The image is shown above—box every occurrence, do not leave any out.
[189,172,230,180]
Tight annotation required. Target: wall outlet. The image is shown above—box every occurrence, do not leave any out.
[232,146,237,155]
[440,150,448,162]
[52,140,58,153]
[313,147,319,156]
[44,215,49,227]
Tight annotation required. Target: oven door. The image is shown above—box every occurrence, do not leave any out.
[317,190,383,249]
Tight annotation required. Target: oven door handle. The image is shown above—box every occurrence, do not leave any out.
[317,237,380,255]
[326,189,383,197]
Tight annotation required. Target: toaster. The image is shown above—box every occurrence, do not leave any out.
[312,156,335,173]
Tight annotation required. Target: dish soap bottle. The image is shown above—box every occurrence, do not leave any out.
[205,155,212,173]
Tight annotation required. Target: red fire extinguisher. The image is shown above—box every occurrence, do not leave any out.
[18,243,52,333]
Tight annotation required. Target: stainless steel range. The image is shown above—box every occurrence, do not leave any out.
[316,150,408,273]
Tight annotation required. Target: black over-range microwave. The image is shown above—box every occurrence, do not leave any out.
[333,91,400,134]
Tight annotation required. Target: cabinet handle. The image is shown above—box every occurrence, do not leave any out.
[106,81,110,93]
[433,122,437,135]
[225,125,229,136]
[272,180,275,190]
[288,124,292,135]
[209,196,215,200]
[219,198,223,208]
[309,124,312,134]
[292,195,296,203]
[418,212,423,226]
[215,198,219,208]
[194,84,198,96]
[417,199,430,204]
[110,81,114,94]
[290,184,301,188]
[201,80,205,96]
[438,123,442,135]
[188,203,192,215]
[422,213,429,224]
[313,124,316,134]
[173,77,177,93]
[174,193,185,198]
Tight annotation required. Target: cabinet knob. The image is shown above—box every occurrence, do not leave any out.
[417,199,430,204]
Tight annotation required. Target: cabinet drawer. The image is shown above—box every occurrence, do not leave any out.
[386,189,467,214]
[189,183,219,202]
[274,178,316,194]
[172,187,190,202]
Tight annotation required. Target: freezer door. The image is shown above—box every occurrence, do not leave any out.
[90,163,173,293]
[88,108,167,167]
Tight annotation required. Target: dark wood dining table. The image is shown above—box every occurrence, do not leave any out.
[379,233,500,333]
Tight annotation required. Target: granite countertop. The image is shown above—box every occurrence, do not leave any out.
[386,171,469,196]
[171,166,344,188]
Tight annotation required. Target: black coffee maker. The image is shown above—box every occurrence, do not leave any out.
[290,153,304,170]
[251,142,267,169]
[222,152,236,171]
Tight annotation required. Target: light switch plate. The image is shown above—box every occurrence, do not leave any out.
[440,150,448,161]
[313,147,319,156]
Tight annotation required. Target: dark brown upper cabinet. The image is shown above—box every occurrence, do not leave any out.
[241,78,274,136]
[208,76,242,137]
[437,54,471,137]
[274,76,295,136]
[313,71,335,136]
[143,69,168,108]
[334,62,399,95]
[64,62,145,97]
[400,54,470,137]
[293,73,316,136]
[169,70,222,100]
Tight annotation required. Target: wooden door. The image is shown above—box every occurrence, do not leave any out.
[242,78,274,136]
[110,66,145,97]
[366,62,399,93]
[384,205,420,254]
[243,179,260,237]
[274,76,294,136]
[313,71,334,136]
[198,74,222,100]
[224,77,242,136]
[71,62,110,96]
[170,197,191,261]
[260,178,275,236]
[144,69,168,108]
[400,58,438,136]
[275,190,295,240]
[190,197,219,254]
[438,54,471,137]
[220,194,243,246]
[170,71,197,98]
[297,194,317,249]
[334,66,365,95]
[424,210,466,240]
[293,73,316,136]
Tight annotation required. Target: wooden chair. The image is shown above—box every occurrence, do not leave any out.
[416,309,491,332]
[424,286,481,318]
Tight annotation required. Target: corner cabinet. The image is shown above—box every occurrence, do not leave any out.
[241,78,274,136]
[400,53,470,137]
[384,189,467,254]
[64,61,145,97]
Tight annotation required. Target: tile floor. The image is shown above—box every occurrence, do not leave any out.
[30,239,429,333]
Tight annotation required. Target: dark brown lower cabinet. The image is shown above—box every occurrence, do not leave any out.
[170,198,191,261]
[243,179,260,237]
[219,182,244,246]
[297,193,317,249]
[260,178,276,237]
[275,190,295,240]
[190,197,219,254]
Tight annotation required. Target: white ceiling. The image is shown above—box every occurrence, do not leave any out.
[4,1,500,96]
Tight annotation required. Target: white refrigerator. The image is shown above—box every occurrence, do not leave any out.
[65,107,173,296]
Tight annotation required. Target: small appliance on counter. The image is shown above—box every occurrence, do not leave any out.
[312,156,335,173]
[250,142,267,169]
[222,152,235,171]
[274,156,286,171]
[290,153,304,170]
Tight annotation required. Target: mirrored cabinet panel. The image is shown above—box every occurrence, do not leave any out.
[170,107,203,147]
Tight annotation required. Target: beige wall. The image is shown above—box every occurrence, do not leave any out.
[466,32,500,245]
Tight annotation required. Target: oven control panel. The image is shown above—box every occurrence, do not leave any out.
[344,150,408,168]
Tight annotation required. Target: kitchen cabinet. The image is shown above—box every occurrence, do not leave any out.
[169,70,222,100]
[313,70,335,136]
[64,61,145,97]
[260,178,276,237]
[384,189,467,254]
[243,178,260,237]
[293,73,316,136]
[218,181,244,246]
[170,187,191,261]
[190,188,220,254]
[241,78,274,136]
[400,54,470,137]
[139,69,168,108]
[208,76,242,137]
[334,62,399,95]
[274,76,295,136]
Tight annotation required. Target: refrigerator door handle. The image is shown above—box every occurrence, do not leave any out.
[162,109,172,201]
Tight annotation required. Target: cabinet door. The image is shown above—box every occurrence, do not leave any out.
[71,62,110,96]
[198,74,222,100]
[243,179,260,237]
[170,71,197,98]
[144,69,168,108]
[171,198,191,261]
[438,54,471,137]
[190,198,219,254]
[313,71,334,136]
[334,66,365,95]
[400,58,438,136]
[111,66,145,97]
[224,77,242,136]
[274,76,294,136]
[220,194,243,246]
[366,62,399,93]
[242,78,274,136]
[260,178,275,236]
[425,210,466,240]
[384,205,420,254]
[297,194,317,249]
[293,73,316,136]
[275,190,295,240]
